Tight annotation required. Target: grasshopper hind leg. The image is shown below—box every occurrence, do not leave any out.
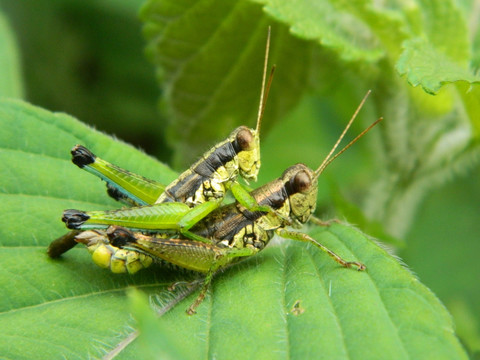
[70,145,165,206]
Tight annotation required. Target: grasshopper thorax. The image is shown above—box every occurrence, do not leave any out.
[282,164,318,226]
[231,125,260,183]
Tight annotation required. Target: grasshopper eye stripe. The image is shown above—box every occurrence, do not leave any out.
[190,138,244,177]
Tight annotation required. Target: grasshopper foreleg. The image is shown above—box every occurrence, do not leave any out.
[309,216,340,227]
[230,182,272,213]
[230,182,293,225]
[275,228,366,271]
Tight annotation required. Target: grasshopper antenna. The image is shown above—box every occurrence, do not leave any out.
[314,90,382,179]
[255,26,276,135]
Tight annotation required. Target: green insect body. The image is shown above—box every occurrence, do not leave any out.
[65,164,315,273]
[52,123,265,273]
[65,30,274,209]
[71,124,261,208]
[48,30,275,272]
[57,124,265,273]
[128,163,323,273]
[60,91,381,314]
[155,125,261,207]
[48,25,381,314]
[61,183,267,274]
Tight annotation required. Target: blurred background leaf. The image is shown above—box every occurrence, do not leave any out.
[0,9,23,97]
[0,0,169,157]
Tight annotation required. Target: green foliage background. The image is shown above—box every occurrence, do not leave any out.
[1,0,479,359]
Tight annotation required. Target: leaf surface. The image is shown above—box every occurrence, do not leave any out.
[0,99,467,359]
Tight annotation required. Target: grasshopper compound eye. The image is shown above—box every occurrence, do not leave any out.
[291,171,312,194]
[235,127,255,151]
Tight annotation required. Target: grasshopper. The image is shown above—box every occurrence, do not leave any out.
[63,29,277,209]
[48,29,275,266]
[67,119,264,208]
[61,92,381,314]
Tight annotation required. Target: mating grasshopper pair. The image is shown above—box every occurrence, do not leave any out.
[48,30,381,314]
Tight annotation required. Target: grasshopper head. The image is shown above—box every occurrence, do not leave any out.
[282,164,318,226]
[233,126,261,182]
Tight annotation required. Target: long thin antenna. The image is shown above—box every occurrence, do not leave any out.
[314,90,380,178]
[255,26,273,134]
[257,66,276,133]
[315,117,383,178]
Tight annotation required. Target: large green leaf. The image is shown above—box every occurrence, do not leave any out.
[415,0,470,65]
[0,99,467,359]
[396,38,480,95]
[252,0,406,62]
[126,225,468,360]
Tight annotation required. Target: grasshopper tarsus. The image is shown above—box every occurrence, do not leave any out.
[186,306,197,315]
[187,286,208,315]
[345,261,366,271]
[356,262,367,271]
[329,255,366,272]
[71,144,96,168]
[309,216,340,227]
[186,267,216,314]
